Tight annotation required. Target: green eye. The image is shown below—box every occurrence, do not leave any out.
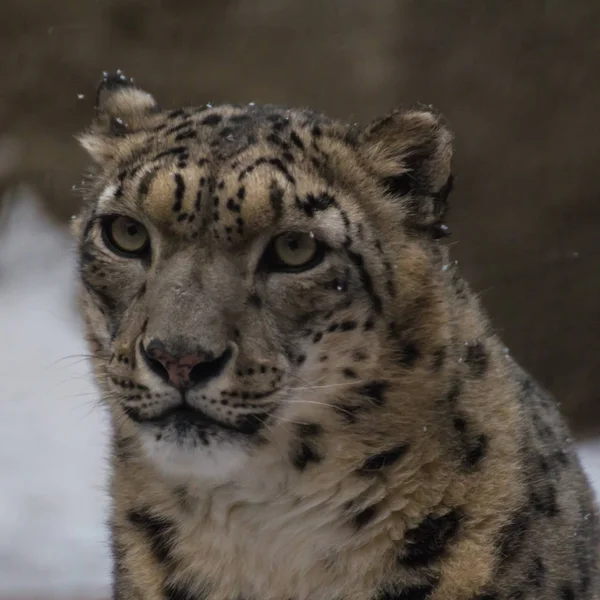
[102,216,150,257]
[262,231,326,272]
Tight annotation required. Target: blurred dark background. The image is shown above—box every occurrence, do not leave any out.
[1,0,598,437]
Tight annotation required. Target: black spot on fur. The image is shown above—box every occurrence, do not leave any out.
[166,120,193,135]
[295,192,336,217]
[235,413,267,435]
[114,435,136,461]
[172,173,185,212]
[230,114,252,124]
[154,146,188,161]
[352,505,378,529]
[464,341,489,377]
[201,114,222,126]
[238,156,295,184]
[464,433,488,468]
[399,509,462,567]
[397,341,420,367]
[377,582,437,600]
[336,379,389,422]
[138,167,159,198]
[359,443,410,474]
[290,441,322,471]
[297,422,322,438]
[530,485,559,517]
[445,380,461,405]
[432,347,446,371]
[382,174,413,198]
[269,180,285,218]
[560,585,575,600]
[529,557,546,588]
[453,416,488,469]
[167,108,186,119]
[364,318,376,331]
[248,293,262,308]
[127,508,176,564]
[175,129,197,142]
[497,510,531,568]
[358,380,388,406]
[290,130,305,149]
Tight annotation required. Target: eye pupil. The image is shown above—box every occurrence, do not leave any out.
[102,215,150,257]
[263,231,325,272]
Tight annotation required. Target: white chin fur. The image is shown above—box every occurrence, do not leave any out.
[139,429,250,484]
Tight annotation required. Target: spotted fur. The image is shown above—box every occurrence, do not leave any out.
[73,73,599,600]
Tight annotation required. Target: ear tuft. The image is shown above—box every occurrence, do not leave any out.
[360,107,454,233]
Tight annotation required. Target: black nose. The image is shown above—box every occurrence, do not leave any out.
[141,339,233,389]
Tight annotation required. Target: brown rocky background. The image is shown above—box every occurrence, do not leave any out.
[0,0,598,436]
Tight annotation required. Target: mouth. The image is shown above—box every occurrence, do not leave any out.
[125,403,267,436]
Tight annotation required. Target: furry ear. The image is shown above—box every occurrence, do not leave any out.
[359,107,454,237]
[77,71,159,164]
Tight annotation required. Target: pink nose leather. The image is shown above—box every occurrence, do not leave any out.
[146,344,208,389]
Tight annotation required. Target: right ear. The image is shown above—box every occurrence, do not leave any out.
[77,71,159,164]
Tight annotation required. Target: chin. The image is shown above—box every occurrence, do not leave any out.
[138,423,253,484]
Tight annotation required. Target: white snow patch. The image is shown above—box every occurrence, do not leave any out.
[0,193,111,597]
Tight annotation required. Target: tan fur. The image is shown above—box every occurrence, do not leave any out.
[74,75,599,600]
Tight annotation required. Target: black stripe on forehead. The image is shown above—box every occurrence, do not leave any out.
[238,156,295,184]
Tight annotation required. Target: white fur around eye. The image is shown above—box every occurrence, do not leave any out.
[97,184,119,211]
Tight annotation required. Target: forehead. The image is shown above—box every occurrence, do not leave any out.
[99,105,358,242]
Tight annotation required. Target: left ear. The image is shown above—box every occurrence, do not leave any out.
[77,71,159,164]
[359,107,454,237]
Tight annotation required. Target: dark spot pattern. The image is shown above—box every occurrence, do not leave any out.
[464,341,489,377]
[529,483,559,517]
[452,416,488,469]
[376,582,437,600]
[290,421,322,471]
[201,114,222,126]
[399,509,462,567]
[359,443,410,474]
[114,435,136,461]
[431,346,446,371]
[269,181,285,217]
[497,510,531,568]
[172,173,185,212]
[397,341,420,368]
[235,413,268,435]
[127,508,176,564]
[357,380,388,407]
[290,441,322,471]
[529,557,546,588]
[295,192,336,217]
[560,585,575,600]
[351,504,379,530]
